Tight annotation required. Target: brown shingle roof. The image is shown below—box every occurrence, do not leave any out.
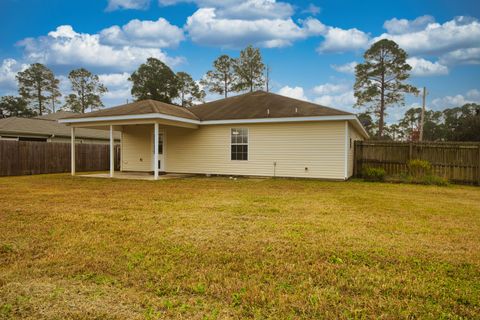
[61,91,352,122]
[65,99,199,120]
[189,91,353,120]
[0,117,119,140]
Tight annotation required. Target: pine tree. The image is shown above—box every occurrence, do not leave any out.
[129,58,178,103]
[200,55,236,98]
[354,39,418,137]
[233,45,265,93]
[176,72,205,107]
[65,68,107,113]
[16,63,57,115]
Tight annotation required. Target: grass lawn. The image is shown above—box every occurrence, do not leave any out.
[0,174,479,319]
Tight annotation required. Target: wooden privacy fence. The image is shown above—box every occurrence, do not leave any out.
[354,141,480,185]
[0,140,120,176]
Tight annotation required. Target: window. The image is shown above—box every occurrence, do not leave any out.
[231,128,248,161]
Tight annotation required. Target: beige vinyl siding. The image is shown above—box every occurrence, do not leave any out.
[121,125,152,172]
[165,121,346,179]
[347,123,363,178]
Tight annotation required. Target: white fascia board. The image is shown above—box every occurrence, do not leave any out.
[200,115,357,125]
[59,113,369,138]
[351,118,369,139]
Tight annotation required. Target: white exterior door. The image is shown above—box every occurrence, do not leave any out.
[153,129,165,172]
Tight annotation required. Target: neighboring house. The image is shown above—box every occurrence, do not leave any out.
[60,91,368,180]
[0,111,120,144]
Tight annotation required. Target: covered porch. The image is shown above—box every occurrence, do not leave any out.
[65,117,198,180]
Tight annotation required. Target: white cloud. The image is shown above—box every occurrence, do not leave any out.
[98,72,133,104]
[311,81,355,110]
[213,0,293,20]
[332,58,449,77]
[160,0,294,20]
[406,57,448,76]
[0,58,28,93]
[467,89,480,99]
[100,18,184,48]
[383,15,435,35]
[313,83,349,95]
[331,61,357,74]
[314,90,355,110]
[18,25,183,71]
[277,86,309,101]
[106,0,149,11]
[439,47,480,65]
[185,8,321,48]
[317,27,369,53]
[302,3,321,16]
[302,18,327,35]
[431,90,480,109]
[374,16,480,56]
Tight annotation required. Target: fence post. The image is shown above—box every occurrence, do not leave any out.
[409,142,413,161]
[353,141,357,177]
[478,143,480,185]
[354,141,362,177]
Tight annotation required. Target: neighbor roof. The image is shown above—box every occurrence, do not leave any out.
[65,99,199,121]
[35,110,77,120]
[189,91,352,120]
[0,117,120,140]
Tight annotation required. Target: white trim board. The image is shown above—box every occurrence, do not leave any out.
[59,114,369,138]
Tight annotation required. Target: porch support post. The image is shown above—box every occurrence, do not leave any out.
[154,123,159,180]
[344,121,349,180]
[110,125,114,178]
[71,127,75,176]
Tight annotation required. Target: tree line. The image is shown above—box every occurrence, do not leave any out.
[0,45,267,118]
[0,64,108,118]
[358,103,480,141]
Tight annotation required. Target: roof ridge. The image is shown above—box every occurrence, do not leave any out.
[148,99,200,120]
[147,99,158,113]
[191,90,258,107]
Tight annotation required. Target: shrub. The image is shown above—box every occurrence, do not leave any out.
[407,159,432,179]
[418,174,449,186]
[362,167,386,182]
[406,159,449,186]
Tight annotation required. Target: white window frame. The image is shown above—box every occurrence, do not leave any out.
[230,128,249,161]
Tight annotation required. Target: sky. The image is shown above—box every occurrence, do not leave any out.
[0,0,479,123]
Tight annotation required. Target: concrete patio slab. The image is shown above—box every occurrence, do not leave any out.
[79,172,194,180]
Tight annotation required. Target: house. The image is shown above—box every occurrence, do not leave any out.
[0,111,120,144]
[59,91,368,180]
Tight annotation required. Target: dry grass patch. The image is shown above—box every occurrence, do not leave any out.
[0,174,479,319]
